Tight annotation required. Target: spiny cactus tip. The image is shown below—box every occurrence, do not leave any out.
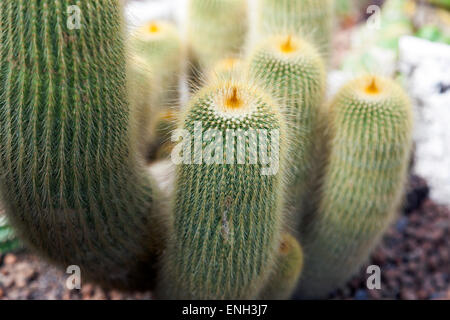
[365,77,381,95]
[280,35,297,54]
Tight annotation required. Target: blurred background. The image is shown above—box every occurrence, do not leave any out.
[0,0,448,300]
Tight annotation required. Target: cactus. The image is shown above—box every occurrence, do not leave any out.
[256,0,335,61]
[0,0,166,290]
[428,0,450,9]
[188,0,249,72]
[149,110,179,160]
[249,35,326,226]
[130,20,182,110]
[0,0,416,300]
[259,233,304,300]
[297,75,413,298]
[159,81,287,299]
[128,54,156,158]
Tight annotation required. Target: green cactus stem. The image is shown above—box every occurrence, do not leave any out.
[188,0,249,72]
[0,0,166,290]
[298,75,413,298]
[259,233,304,300]
[130,20,182,110]
[256,0,334,62]
[128,54,156,159]
[249,35,326,227]
[160,80,287,299]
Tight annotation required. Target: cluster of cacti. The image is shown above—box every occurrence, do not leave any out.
[0,0,414,300]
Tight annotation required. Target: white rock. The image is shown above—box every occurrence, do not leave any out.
[399,36,450,206]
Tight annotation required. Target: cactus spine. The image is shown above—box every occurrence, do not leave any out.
[249,35,326,225]
[160,81,287,299]
[298,75,413,298]
[188,0,249,72]
[256,0,334,61]
[259,233,304,300]
[0,0,165,290]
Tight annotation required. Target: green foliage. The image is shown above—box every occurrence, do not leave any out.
[0,215,22,254]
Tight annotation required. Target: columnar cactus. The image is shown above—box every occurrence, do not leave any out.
[256,0,334,61]
[188,0,249,71]
[130,20,182,109]
[160,81,287,299]
[248,35,326,224]
[0,0,166,290]
[297,75,413,298]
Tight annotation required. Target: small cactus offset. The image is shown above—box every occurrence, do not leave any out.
[188,0,249,72]
[0,0,166,290]
[297,75,413,298]
[259,233,304,300]
[160,81,287,299]
[248,35,326,225]
[256,0,334,62]
[0,0,416,300]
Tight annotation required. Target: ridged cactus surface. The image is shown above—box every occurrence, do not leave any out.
[160,81,287,299]
[249,35,326,225]
[298,76,413,298]
[188,0,249,71]
[0,0,165,290]
[257,0,334,61]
